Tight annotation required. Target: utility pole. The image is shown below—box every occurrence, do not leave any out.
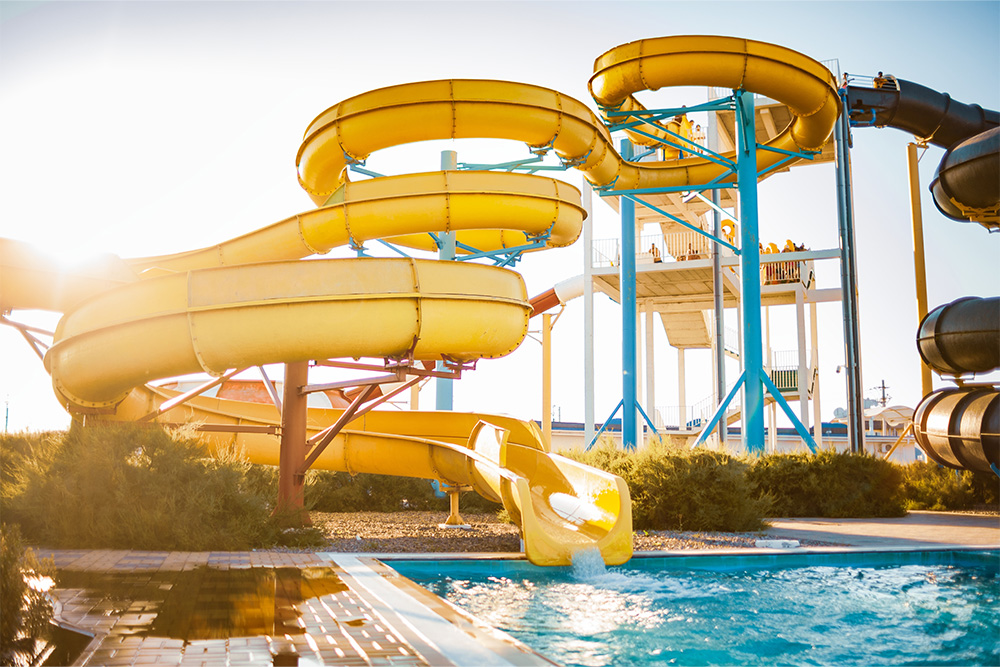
[871,380,891,407]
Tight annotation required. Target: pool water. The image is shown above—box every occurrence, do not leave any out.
[393,550,1000,667]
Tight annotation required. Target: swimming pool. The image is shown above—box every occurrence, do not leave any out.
[391,549,999,667]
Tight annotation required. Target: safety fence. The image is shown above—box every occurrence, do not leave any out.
[592,230,721,268]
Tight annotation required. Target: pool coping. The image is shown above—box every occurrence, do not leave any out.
[344,543,1000,562]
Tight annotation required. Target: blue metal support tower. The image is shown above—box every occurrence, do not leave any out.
[592,92,819,454]
[734,89,766,452]
[620,140,639,449]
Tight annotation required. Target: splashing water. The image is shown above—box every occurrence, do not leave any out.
[570,548,606,580]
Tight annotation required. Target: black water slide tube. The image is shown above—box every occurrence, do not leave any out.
[848,81,999,475]
[847,79,999,228]
[913,297,1000,475]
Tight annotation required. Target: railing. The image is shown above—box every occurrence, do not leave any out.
[770,349,803,370]
[767,349,815,393]
[656,386,742,431]
[593,230,731,268]
[723,325,739,354]
[843,71,897,90]
[768,368,799,393]
[649,231,712,262]
[592,238,620,268]
[761,259,800,285]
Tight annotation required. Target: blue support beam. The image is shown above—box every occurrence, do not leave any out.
[376,239,411,258]
[620,140,638,451]
[436,150,458,411]
[735,89,766,453]
[694,371,746,447]
[760,371,818,453]
[621,194,740,255]
[587,399,624,451]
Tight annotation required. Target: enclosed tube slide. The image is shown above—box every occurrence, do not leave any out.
[914,387,998,475]
[913,297,1000,474]
[917,297,1000,376]
[930,127,1000,226]
[849,81,999,472]
[2,35,843,565]
[846,78,999,229]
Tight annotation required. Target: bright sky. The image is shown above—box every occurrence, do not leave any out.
[1,1,998,434]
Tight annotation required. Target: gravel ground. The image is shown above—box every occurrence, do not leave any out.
[309,511,839,553]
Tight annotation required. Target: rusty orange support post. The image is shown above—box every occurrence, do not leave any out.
[274,361,310,526]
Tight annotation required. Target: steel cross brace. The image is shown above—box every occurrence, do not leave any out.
[376,239,411,257]
[314,358,469,380]
[348,164,386,179]
[585,398,659,451]
[605,110,675,133]
[608,116,738,171]
[596,173,735,196]
[458,156,564,172]
[1,316,53,362]
[298,374,422,474]
[692,368,817,452]
[137,368,246,422]
[603,98,735,120]
[620,193,740,255]
[609,123,738,173]
[454,232,551,267]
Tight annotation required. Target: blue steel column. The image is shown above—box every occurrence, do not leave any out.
[436,150,457,411]
[620,140,638,450]
[735,90,765,452]
[834,94,865,453]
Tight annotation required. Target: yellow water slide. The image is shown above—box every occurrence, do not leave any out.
[1,35,840,566]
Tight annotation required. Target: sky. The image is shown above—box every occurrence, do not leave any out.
[1,0,998,435]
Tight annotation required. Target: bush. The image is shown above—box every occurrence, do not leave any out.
[749,450,906,518]
[566,439,773,532]
[900,462,999,510]
[3,424,325,551]
[1,523,54,666]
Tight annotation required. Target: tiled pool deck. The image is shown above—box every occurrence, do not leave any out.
[32,511,999,667]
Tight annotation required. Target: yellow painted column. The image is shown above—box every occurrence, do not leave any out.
[907,143,934,397]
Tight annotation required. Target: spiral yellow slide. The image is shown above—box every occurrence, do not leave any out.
[1,36,839,566]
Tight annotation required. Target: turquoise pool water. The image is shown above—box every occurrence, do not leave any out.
[392,550,1000,667]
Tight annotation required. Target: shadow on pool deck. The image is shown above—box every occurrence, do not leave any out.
[764,510,1000,548]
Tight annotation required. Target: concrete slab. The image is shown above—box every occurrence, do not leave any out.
[765,510,1000,548]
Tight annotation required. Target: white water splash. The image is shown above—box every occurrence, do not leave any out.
[571,547,607,580]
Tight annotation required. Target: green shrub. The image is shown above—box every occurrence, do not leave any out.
[900,462,999,510]
[749,450,906,518]
[0,431,60,490]
[3,424,325,551]
[565,439,772,532]
[1,523,54,665]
